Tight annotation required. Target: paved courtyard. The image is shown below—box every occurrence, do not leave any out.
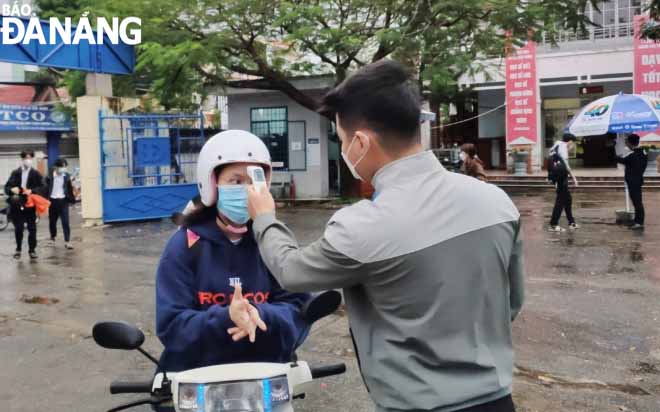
[1,190,659,411]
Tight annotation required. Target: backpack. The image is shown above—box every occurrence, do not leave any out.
[547,145,568,184]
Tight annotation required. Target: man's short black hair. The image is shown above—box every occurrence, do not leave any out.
[627,133,640,147]
[318,59,421,149]
[54,158,68,167]
[562,133,577,142]
[20,150,35,159]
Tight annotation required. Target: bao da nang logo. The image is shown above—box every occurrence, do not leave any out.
[584,103,609,118]
[1,4,141,45]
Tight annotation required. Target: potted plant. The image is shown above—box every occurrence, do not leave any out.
[509,147,529,175]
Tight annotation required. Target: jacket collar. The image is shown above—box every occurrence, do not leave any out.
[371,150,445,193]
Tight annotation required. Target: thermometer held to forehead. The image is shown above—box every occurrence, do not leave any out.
[247,166,267,192]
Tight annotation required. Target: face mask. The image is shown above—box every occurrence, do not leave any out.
[58,167,67,175]
[22,158,32,168]
[217,185,249,224]
[459,152,467,161]
[341,135,368,181]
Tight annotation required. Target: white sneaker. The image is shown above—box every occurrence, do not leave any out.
[568,223,580,230]
[548,226,566,232]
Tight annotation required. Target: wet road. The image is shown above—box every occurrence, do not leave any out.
[1,190,659,412]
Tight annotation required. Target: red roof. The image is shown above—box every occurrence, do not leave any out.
[0,85,36,105]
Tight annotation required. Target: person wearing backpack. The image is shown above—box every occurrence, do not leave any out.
[548,133,579,232]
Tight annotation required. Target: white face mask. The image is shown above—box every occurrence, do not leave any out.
[341,135,368,181]
[22,158,33,168]
[58,167,67,175]
[459,152,467,161]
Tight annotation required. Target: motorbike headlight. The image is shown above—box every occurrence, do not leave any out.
[177,376,290,412]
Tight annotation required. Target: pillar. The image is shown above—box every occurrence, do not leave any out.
[46,131,61,169]
[77,74,114,226]
[85,73,113,97]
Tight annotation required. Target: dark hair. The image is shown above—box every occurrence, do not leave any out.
[562,133,576,142]
[627,133,640,146]
[54,158,68,167]
[20,150,35,159]
[318,60,421,150]
[461,143,477,158]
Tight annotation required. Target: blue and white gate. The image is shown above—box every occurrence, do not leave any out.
[99,112,205,223]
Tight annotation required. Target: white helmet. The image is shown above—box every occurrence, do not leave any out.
[196,130,271,206]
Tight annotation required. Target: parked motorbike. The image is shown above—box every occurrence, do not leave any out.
[0,205,8,231]
[93,290,346,412]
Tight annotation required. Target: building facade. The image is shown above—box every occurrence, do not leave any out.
[226,76,340,199]
[458,0,648,171]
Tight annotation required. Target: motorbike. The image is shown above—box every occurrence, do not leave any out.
[0,205,8,231]
[93,290,347,412]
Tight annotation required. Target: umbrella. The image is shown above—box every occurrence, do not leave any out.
[565,92,660,136]
[565,92,655,215]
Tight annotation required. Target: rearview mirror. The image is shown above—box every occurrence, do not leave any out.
[93,321,145,350]
[301,290,342,324]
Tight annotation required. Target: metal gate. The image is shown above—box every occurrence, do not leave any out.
[99,112,205,223]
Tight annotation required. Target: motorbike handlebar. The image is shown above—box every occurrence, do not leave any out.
[309,363,346,379]
[110,381,153,394]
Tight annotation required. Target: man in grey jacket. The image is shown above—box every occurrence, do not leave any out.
[247,60,524,412]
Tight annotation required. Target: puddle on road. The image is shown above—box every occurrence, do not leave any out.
[576,201,610,209]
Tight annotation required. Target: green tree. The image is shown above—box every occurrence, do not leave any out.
[37,0,598,113]
[641,0,660,40]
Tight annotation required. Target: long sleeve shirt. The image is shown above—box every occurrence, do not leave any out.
[617,148,648,186]
[252,150,524,412]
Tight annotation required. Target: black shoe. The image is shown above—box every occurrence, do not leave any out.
[29,251,38,259]
[630,224,645,231]
[13,251,21,259]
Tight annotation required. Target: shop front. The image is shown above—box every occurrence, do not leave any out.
[0,103,73,185]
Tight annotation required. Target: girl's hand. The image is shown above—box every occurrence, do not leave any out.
[228,284,267,342]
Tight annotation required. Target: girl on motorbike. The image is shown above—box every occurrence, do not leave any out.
[156,130,310,373]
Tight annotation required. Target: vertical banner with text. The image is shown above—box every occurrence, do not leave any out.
[634,14,660,97]
[505,41,538,145]
[633,14,660,140]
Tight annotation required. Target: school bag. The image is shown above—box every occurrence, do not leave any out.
[547,144,568,184]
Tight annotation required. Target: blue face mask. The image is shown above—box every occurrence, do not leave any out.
[217,185,249,224]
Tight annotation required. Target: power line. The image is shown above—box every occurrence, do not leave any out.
[431,103,506,130]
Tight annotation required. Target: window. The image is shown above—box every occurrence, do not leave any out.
[251,107,288,169]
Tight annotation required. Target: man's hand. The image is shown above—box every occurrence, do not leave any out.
[228,284,267,343]
[10,187,19,195]
[247,185,276,220]
[23,189,32,195]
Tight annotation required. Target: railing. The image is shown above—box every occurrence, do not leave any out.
[541,23,634,47]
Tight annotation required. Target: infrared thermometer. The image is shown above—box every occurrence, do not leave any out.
[247,166,267,192]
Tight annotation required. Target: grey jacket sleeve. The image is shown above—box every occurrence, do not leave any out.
[508,220,525,321]
[252,213,367,293]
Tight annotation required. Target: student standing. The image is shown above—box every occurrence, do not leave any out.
[616,134,648,230]
[45,158,76,249]
[4,150,44,259]
[459,143,487,181]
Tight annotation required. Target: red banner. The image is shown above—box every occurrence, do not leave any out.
[634,14,660,98]
[505,41,538,144]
